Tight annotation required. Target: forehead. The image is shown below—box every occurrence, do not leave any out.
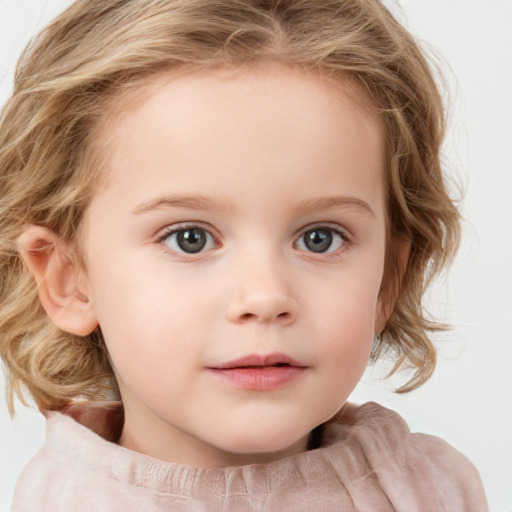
[86,63,385,218]
[97,64,382,172]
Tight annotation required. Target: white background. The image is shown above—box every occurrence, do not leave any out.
[0,1,511,511]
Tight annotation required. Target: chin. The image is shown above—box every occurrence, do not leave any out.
[213,424,310,461]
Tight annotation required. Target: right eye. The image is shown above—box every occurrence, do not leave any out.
[161,227,216,254]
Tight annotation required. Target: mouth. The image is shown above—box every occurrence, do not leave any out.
[207,353,308,390]
[209,353,307,370]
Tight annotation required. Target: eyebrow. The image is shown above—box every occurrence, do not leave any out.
[132,194,375,217]
[292,196,375,217]
[132,194,234,215]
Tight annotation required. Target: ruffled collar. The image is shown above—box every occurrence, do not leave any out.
[51,400,379,495]
[15,401,487,511]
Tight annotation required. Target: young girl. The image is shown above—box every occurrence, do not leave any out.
[0,0,488,510]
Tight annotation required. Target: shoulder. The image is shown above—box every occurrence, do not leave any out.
[332,401,471,461]
[326,402,488,512]
[13,402,125,512]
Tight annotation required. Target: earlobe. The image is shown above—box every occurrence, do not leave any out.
[17,225,98,336]
[374,236,411,334]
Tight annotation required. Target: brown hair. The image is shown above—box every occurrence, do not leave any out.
[0,0,459,412]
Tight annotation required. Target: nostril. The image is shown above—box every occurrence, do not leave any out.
[239,311,290,322]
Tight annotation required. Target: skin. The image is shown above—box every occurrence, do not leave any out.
[29,64,391,467]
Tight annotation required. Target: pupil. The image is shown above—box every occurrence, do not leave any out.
[304,229,332,253]
[177,229,207,253]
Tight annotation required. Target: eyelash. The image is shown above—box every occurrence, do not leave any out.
[295,224,351,255]
[156,223,219,259]
[156,223,352,258]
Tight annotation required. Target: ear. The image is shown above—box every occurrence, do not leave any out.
[17,225,98,336]
[374,236,411,334]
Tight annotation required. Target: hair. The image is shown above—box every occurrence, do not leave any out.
[0,0,460,413]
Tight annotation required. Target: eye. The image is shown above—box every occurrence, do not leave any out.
[295,227,346,254]
[161,227,216,254]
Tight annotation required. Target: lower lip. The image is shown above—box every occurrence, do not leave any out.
[207,366,307,390]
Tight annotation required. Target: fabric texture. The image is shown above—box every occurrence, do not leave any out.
[12,401,488,512]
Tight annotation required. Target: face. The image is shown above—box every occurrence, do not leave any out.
[80,64,388,466]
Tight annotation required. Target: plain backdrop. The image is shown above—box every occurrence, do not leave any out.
[1,1,511,511]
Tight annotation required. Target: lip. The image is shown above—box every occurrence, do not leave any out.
[210,353,306,369]
[207,353,308,391]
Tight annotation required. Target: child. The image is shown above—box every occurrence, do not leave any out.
[0,0,488,510]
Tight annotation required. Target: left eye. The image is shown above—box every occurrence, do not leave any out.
[295,227,345,253]
[162,227,216,254]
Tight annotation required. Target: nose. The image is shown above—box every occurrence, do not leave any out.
[226,255,299,326]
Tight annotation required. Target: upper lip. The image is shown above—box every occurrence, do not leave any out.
[209,353,307,369]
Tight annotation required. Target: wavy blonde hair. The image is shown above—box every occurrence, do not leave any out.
[0,0,459,413]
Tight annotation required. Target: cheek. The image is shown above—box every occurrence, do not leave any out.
[309,277,380,366]
[88,261,219,364]
[322,301,375,361]
[298,285,378,424]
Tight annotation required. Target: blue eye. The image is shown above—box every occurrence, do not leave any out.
[296,227,345,253]
[162,227,216,254]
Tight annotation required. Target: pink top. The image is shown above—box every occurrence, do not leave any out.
[13,401,487,511]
